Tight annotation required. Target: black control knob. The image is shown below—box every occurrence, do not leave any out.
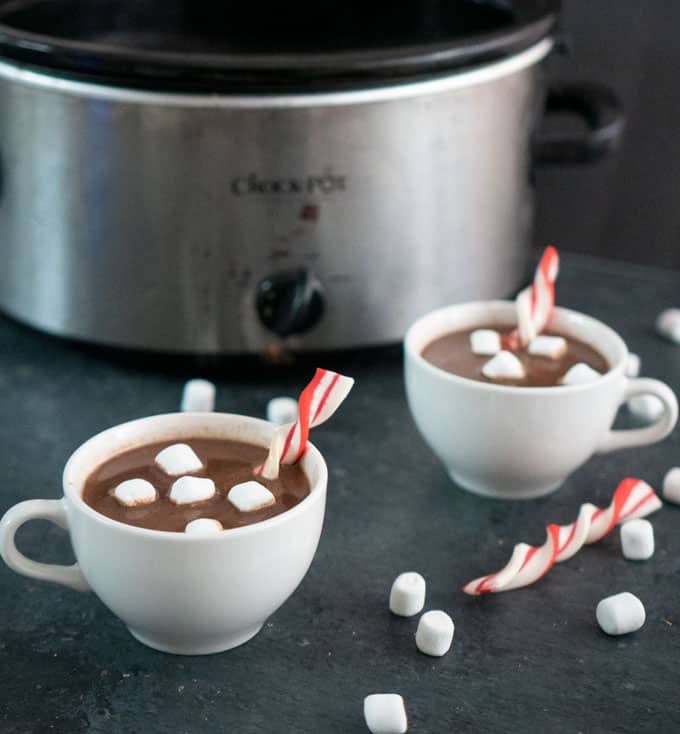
[255,269,325,338]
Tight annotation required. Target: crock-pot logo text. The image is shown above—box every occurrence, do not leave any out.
[231,173,346,196]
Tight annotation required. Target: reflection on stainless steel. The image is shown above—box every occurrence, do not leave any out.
[0,43,548,353]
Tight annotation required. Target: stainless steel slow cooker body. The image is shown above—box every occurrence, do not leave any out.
[0,2,622,353]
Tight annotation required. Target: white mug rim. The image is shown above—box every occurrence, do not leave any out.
[62,412,327,542]
[405,300,628,395]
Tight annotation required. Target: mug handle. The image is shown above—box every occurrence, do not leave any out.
[0,499,90,591]
[597,378,678,454]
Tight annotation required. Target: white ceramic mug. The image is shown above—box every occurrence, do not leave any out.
[405,301,678,499]
[0,412,327,655]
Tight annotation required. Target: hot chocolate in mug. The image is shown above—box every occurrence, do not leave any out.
[0,412,327,655]
[405,301,678,499]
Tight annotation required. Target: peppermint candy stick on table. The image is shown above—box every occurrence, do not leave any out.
[504,245,560,350]
[463,478,662,595]
[257,368,354,480]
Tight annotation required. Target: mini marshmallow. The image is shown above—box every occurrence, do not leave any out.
[184,518,223,536]
[113,478,156,507]
[470,329,501,356]
[620,519,654,560]
[227,481,276,512]
[266,396,298,425]
[155,443,203,476]
[415,610,454,657]
[628,394,664,422]
[169,476,215,505]
[363,694,408,734]
[528,335,567,359]
[180,379,216,412]
[596,592,646,636]
[389,572,426,618]
[481,350,525,380]
[656,308,680,343]
[662,467,680,504]
[625,353,641,378]
[561,362,601,386]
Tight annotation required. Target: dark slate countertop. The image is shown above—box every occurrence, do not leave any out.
[1,254,680,734]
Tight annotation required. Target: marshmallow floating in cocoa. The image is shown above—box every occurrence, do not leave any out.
[184,518,223,536]
[528,335,567,359]
[481,350,525,380]
[113,478,157,507]
[561,362,601,386]
[228,480,276,512]
[363,694,408,734]
[180,379,216,412]
[155,443,203,476]
[662,467,680,504]
[389,572,426,618]
[169,476,215,505]
[415,610,454,657]
[620,519,654,560]
[656,308,680,343]
[266,397,298,426]
[596,592,645,636]
[469,329,501,356]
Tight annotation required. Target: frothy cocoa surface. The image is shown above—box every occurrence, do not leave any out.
[421,325,609,387]
[82,438,310,532]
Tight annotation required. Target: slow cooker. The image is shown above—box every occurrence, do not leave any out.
[0,0,623,353]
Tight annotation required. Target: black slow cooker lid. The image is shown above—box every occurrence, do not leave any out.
[0,0,559,92]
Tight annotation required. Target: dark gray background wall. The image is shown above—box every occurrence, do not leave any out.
[535,0,680,269]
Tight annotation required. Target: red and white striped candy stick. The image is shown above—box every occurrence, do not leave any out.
[504,246,560,350]
[257,368,354,480]
[462,478,662,595]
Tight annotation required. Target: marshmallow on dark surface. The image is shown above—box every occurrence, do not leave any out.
[656,308,680,343]
[662,467,680,504]
[596,592,645,636]
[227,481,276,512]
[155,443,203,476]
[184,518,223,536]
[561,362,600,386]
[180,379,216,412]
[481,350,525,380]
[625,353,641,378]
[389,572,426,617]
[266,397,298,425]
[363,694,408,734]
[169,476,216,505]
[469,329,501,356]
[628,394,664,422]
[415,610,454,657]
[528,335,567,359]
[620,519,654,560]
[113,478,156,507]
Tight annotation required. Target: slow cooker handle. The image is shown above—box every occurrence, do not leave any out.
[534,82,625,165]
